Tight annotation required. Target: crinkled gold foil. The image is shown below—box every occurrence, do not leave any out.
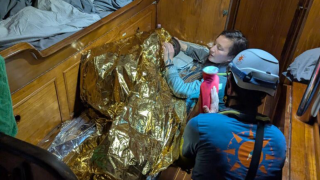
[72,29,186,179]
[64,110,113,180]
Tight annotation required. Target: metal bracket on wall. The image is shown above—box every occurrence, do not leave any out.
[223,10,229,17]
[298,5,307,10]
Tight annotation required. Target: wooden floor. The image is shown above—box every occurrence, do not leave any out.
[158,166,192,180]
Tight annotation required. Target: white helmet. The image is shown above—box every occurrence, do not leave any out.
[228,49,279,96]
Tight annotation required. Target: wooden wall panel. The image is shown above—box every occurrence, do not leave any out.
[86,4,156,49]
[63,62,80,117]
[119,10,154,39]
[226,0,241,30]
[10,50,83,147]
[14,80,62,145]
[10,54,80,122]
[234,0,299,62]
[157,0,231,45]
[292,0,320,60]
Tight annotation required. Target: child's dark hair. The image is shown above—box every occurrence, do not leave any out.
[219,30,248,57]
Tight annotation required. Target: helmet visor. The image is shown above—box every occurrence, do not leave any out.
[228,63,279,90]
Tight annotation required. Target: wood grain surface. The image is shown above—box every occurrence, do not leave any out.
[157,0,231,46]
[289,82,320,179]
[235,0,299,65]
[292,0,320,60]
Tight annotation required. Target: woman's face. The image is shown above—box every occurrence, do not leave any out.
[208,35,234,64]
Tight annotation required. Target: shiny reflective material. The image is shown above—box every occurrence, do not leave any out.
[66,29,186,179]
[47,114,96,160]
[64,109,113,179]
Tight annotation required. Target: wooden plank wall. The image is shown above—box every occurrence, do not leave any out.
[234,0,299,65]
[232,0,300,118]
[291,0,320,61]
[157,0,231,46]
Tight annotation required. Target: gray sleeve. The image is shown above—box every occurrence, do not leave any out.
[182,117,200,158]
[165,66,201,98]
[185,45,209,63]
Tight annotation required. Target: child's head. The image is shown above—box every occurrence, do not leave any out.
[208,30,248,64]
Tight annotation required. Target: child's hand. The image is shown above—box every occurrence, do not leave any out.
[162,42,174,66]
[203,86,219,113]
[174,37,187,52]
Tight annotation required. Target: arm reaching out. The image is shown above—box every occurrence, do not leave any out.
[163,42,201,98]
[162,42,175,66]
[174,37,188,52]
[174,37,209,63]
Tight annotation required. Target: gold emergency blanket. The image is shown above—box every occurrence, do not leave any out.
[73,29,187,179]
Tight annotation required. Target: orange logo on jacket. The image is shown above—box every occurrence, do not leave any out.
[223,130,275,177]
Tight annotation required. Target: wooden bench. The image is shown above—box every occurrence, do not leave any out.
[0,0,156,146]
[282,82,320,179]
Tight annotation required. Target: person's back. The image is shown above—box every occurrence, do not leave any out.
[184,113,286,179]
[180,49,286,179]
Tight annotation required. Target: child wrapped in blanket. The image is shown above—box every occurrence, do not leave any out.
[162,30,248,116]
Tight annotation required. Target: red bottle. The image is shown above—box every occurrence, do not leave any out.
[199,66,219,113]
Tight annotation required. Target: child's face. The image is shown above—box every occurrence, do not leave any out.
[208,35,234,64]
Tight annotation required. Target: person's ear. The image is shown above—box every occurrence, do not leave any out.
[226,78,232,96]
[226,77,236,96]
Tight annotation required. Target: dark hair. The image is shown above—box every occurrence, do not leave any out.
[219,30,248,57]
[229,74,266,110]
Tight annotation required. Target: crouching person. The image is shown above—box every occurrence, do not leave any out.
[178,49,286,180]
